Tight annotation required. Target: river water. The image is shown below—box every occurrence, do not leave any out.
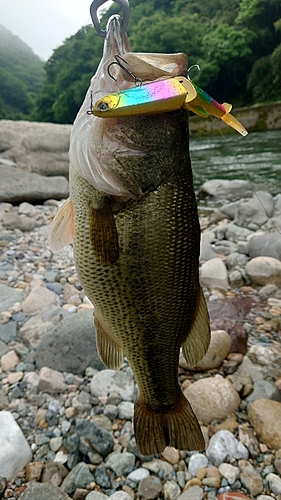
[190,130,281,195]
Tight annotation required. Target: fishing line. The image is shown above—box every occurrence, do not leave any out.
[208,115,281,237]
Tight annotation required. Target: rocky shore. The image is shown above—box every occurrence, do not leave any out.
[0,150,281,500]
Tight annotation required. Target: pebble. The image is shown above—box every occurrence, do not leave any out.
[60,462,95,494]
[1,349,20,371]
[163,480,181,500]
[106,452,135,477]
[90,370,135,401]
[206,430,249,466]
[178,485,203,500]
[38,367,67,393]
[188,453,208,476]
[138,476,162,500]
[0,188,280,499]
[127,468,150,483]
[218,463,239,485]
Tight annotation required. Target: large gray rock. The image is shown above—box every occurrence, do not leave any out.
[19,482,71,500]
[249,232,281,260]
[235,191,274,229]
[198,179,253,201]
[0,120,71,177]
[0,283,22,314]
[0,164,69,203]
[225,222,254,243]
[35,311,105,374]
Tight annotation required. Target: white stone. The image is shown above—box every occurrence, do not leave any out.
[206,430,248,466]
[246,256,281,287]
[85,492,108,500]
[163,480,181,500]
[23,372,40,387]
[118,401,134,420]
[49,437,63,452]
[54,450,69,464]
[110,492,134,500]
[188,453,209,476]
[1,350,20,371]
[90,369,135,401]
[127,467,150,483]
[266,473,281,495]
[219,463,240,484]
[200,258,229,290]
[0,410,32,480]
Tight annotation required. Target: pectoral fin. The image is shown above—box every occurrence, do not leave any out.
[95,313,123,370]
[48,197,74,251]
[181,286,211,367]
[89,200,119,266]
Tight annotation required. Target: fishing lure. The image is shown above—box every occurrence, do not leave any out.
[93,76,197,117]
[93,75,248,136]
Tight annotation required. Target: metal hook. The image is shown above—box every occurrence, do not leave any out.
[107,54,142,86]
[90,0,130,39]
[187,64,200,80]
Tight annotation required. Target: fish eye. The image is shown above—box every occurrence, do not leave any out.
[99,102,108,111]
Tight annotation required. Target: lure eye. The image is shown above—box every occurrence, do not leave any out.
[99,102,108,111]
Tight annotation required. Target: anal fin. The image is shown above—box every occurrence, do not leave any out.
[48,197,74,251]
[89,200,119,266]
[181,286,211,367]
[95,314,123,370]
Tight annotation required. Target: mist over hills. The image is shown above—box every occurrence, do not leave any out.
[0,24,45,119]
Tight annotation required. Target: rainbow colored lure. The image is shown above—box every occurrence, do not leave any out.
[93,76,248,136]
[94,77,197,117]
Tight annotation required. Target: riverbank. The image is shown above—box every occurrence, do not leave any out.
[189,101,281,136]
[0,179,281,500]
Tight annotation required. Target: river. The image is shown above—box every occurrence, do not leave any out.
[190,130,281,196]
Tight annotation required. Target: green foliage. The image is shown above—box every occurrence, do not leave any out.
[3,0,281,123]
[32,26,103,123]
[0,24,45,120]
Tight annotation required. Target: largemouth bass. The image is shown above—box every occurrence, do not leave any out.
[49,15,211,455]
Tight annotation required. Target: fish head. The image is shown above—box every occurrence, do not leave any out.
[69,14,189,198]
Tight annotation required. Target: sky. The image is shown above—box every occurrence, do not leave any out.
[0,0,112,61]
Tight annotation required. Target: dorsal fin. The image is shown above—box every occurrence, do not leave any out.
[222,102,232,114]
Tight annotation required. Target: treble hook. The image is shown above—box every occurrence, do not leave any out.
[107,54,142,86]
[187,64,200,80]
[90,0,130,39]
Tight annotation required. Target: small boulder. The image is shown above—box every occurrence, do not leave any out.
[184,378,240,425]
[245,256,281,287]
[179,330,231,371]
[248,399,281,449]
[200,258,229,290]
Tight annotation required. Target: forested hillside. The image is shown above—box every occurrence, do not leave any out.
[3,0,281,124]
[0,25,45,119]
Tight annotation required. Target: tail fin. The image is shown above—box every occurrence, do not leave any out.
[134,391,205,456]
[221,112,248,136]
